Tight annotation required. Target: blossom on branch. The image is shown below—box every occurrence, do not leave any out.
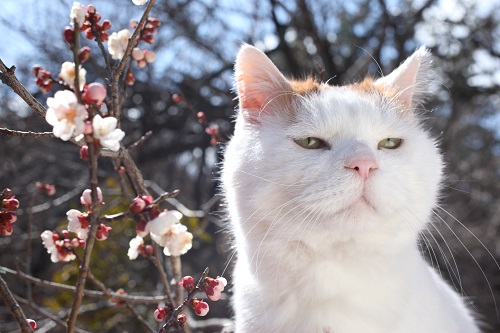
[127,235,144,260]
[59,62,86,90]
[41,230,77,263]
[67,209,89,240]
[80,187,103,208]
[108,29,131,60]
[132,0,148,5]
[46,90,87,141]
[92,115,125,151]
[70,2,86,28]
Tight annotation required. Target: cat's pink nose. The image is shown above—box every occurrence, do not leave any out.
[345,156,378,180]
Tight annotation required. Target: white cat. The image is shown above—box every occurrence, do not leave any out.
[221,44,481,333]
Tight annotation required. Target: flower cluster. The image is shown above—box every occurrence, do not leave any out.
[41,188,112,262]
[41,230,82,263]
[35,182,56,196]
[127,196,193,259]
[0,188,19,236]
[80,3,111,42]
[32,65,54,94]
[131,47,156,68]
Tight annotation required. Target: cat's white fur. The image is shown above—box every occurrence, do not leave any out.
[222,44,480,333]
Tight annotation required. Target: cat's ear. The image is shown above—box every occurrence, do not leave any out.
[375,47,433,106]
[234,44,292,122]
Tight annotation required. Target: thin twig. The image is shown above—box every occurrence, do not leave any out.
[0,128,54,138]
[27,190,40,302]
[127,130,153,152]
[15,296,91,333]
[66,133,101,333]
[153,243,175,305]
[0,274,33,333]
[0,266,169,304]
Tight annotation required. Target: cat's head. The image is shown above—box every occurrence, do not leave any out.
[224,44,442,242]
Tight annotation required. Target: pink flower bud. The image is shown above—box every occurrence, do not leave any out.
[87,4,96,14]
[44,184,56,196]
[63,26,75,45]
[92,12,102,23]
[31,65,42,77]
[144,50,156,63]
[80,146,89,161]
[130,196,146,213]
[80,187,103,207]
[3,198,19,210]
[96,224,112,241]
[129,20,139,29]
[178,276,195,292]
[131,48,144,61]
[83,82,107,104]
[27,319,37,331]
[147,17,161,27]
[142,34,155,44]
[137,60,147,68]
[40,81,53,94]
[153,307,167,322]
[192,299,209,316]
[100,31,109,42]
[78,46,91,63]
[172,94,183,104]
[197,112,207,124]
[62,230,70,239]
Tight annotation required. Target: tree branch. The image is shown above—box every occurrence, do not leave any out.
[0,128,54,138]
[0,274,33,333]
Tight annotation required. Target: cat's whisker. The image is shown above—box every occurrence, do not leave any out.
[431,209,499,318]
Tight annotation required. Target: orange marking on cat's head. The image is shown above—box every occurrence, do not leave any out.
[351,77,397,99]
[290,76,322,96]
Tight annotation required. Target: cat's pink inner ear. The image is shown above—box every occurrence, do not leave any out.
[375,47,432,106]
[235,45,291,119]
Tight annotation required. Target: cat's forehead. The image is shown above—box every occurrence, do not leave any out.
[289,84,412,138]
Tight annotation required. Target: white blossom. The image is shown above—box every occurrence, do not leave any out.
[92,115,125,151]
[46,90,87,141]
[70,2,86,28]
[108,29,131,60]
[67,209,89,240]
[132,0,148,5]
[59,62,86,90]
[128,235,144,260]
[149,210,183,245]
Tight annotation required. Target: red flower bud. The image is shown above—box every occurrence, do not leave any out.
[63,26,75,45]
[80,146,89,161]
[172,94,183,104]
[177,314,187,325]
[129,20,138,29]
[101,20,111,31]
[100,31,109,42]
[27,319,37,331]
[178,276,195,293]
[31,65,42,77]
[1,212,17,224]
[3,198,19,210]
[0,221,13,236]
[92,12,102,23]
[85,28,94,40]
[147,17,161,27]
[130,196,147,213]
[40,81,53,94]
[191,299,209,316]
[153,307,167,322]
[44,184,56,196]
[96,224,111,241]
[125,72,135,86]
[78,46,91,63]
[142,34,155,44]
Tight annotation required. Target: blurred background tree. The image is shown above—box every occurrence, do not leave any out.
[0,0,499,332]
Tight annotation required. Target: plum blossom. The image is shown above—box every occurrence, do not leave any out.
[67,209,89,240]
[158,223,193,257]
[132,0,148,5]
[96,224,112,241]
[46,90,87,141]
[108,29,131,60]
[149,210,183,239]
[41,230,76,263]
[127,235,144,260]
[70,2,86,28]
[154,307,167,322]
[59,62,86,90]
[92,115,125,151]
[149,210,193,256]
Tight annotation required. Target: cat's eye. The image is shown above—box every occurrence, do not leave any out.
[378,138,402,149]
[294,137,325,149]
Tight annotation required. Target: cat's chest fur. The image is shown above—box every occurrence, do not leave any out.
[223,45,481,333]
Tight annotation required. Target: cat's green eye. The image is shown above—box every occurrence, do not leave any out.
[294,137,325,149]
[378,138,402,149]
